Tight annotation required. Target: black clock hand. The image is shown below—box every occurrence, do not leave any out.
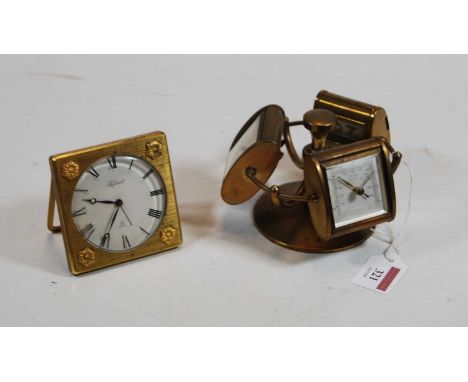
[100,233,110,248]
[337,176,355,190]
[100,206,120,248]
[120,205,133,226]
[337,177,369,199]
[106,199,123,233]
[83,198,116,205]
[360,190,370,198]
[108,207,120,232]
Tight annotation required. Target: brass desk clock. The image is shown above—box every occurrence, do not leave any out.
[48,131,182,275]
[221,103,402,253]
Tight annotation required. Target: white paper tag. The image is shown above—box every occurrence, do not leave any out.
[352,255,407,294]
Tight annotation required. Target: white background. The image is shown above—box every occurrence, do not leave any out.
[0,55,466,326]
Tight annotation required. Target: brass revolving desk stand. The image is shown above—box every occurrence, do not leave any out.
[246,109,393,253]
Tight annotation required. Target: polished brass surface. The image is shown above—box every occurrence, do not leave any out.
[221,105,284,205]
[391,151,402,174]
[244,167,315,205]
[254,182,372,253]
[270,185,281,207]
[314,90,390,145]
[222,96,400,254]
[303,109,337,151]
[48,131,182,275]
[283,118,305,169]
[303,137,397,241]
[283,109,337,168]
[385,140,402,174]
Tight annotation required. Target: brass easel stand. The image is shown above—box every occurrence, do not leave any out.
[47,181,62,233]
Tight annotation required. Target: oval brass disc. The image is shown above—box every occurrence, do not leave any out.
[221,105,285,205]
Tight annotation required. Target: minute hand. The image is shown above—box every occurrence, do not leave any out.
[337,177,369,199]
[100,206,120,248]
[359,170,374,188]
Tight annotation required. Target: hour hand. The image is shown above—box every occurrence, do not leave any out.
[82,198,116,205]
[337,176,355,191]
[337,177,369,199]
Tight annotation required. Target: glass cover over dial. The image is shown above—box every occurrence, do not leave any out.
[324,153,388,228]
[224,113,261,176]
[71,155,166,252]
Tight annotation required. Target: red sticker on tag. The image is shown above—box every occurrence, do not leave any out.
[352,255,407,294]
[376,267,401,291]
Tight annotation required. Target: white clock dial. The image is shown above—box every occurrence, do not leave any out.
[71,155,166,252]
[324,153,388,228]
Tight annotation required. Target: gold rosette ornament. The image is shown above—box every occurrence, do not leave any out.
[78,247,96,267]
[62,161,80,180]
[145,140,163,160]
[160,226,177,245]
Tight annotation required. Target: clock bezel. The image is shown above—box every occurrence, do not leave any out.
[70,154,168,253]
[303,137,396,241]
[49,131,182,275]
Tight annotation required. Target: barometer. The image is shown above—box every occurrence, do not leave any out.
[221,100,402,253]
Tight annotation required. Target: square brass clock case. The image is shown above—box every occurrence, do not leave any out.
[48,131,182,275]
[303,137,396,241]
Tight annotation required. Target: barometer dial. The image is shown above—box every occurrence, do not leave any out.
[324,153,388,228]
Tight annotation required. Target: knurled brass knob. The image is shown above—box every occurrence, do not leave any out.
[303,109,336,151]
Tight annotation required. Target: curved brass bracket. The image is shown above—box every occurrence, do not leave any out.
[384,141,402,174]
[245,167,319,207]
[283,118,304,170]
[391,151,402,174]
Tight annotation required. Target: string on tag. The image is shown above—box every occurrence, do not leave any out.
[371,160,413,262]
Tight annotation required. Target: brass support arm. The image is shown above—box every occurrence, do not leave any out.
[283,118,304,169]
[383,140,402,174]
[245,167,319,207]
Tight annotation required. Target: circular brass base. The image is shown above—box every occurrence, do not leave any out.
[253,181,372,253]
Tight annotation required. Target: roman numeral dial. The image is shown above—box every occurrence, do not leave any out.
[122,235,131,249]
[87,166,99,178]
[72,207,87,217]
[80,223,95,239]
[71,155,166,253]
[142,169,154,179]
[148,209,162,219]
[150,189,164,196]
[107,155,117,169]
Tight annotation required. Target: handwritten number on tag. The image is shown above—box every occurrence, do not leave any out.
[369,268,384,281]
[353,255,407,294]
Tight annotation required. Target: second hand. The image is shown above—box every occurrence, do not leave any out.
[120,205,133,226]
